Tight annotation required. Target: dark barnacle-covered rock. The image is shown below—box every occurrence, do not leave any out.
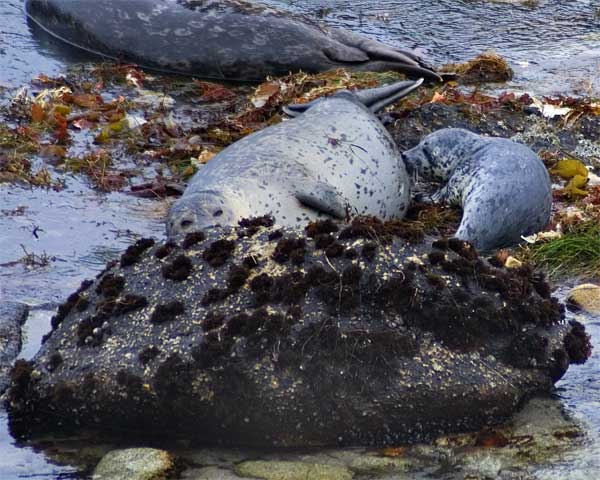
[5,221,590,448]
[0,302,29,395]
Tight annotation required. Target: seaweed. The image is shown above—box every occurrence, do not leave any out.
[150,301,185,324]
[120,238,155,267]
[305,219,339,238]
[203,239,236,267]
[155,241,177,259]
[201,288,229,306]
[162,254,193,281]
[96,274,125,298]
[564,320,593,364]
[361,242,377,262]
[272,237,305,264]
[114,294,148,316]
[529,221,600,278]
[182,231,206,249]
[238,215,274,236]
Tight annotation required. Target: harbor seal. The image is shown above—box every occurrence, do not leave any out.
[167,79,422,237]
[402,128,552,250]
[25,0,443,82]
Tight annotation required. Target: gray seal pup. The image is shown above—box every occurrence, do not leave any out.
[167,79,422,237]
[25,0,443,82]
[402,128,552,250]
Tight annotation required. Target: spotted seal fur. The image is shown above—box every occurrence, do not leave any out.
[25,0,443,82]
[167,80,421,237]
[402,128,552,250]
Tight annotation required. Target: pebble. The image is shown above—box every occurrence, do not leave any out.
[93,448,174,480]
[234,460,353,480]
[568,283,600,315]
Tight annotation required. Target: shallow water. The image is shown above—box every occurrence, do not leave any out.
[3,0,599,95]
[278,0,600,96]
[0,0,599,478]
[539,289,600,479]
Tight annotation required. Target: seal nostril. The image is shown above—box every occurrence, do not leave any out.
[213,209,223,217]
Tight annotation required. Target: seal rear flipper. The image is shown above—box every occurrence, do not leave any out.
[294,182,348,219]
[283,99,320,118]
[330,28,419,66]
[355,79,424,113]
[284,79,423,117]
[351,60,442,82]
[328,28,442,82]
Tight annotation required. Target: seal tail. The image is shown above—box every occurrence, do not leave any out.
[356,78,424,113]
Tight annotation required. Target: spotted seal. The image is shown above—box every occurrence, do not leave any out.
[25,0,442,82]
[167,79,422,237]
[402,128,552,250]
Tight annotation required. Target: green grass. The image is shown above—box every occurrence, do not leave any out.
[528,221,600,278]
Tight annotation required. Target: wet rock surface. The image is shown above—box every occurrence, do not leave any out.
[0,302,28,395]
[4,219,589,447]
[388,100,600,162]
[234,460,353,480]
[92,448,175,480]
[568,284,600,315]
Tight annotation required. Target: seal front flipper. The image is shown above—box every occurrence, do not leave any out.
[294,181,348,219]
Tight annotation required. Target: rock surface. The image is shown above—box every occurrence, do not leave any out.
[93,448,174,480]
[568,284,600,315]
[388,101,600,169]
[180,466,244,479]
[0,302,28,395]
[5,219,590,446]
[235,460,352,480]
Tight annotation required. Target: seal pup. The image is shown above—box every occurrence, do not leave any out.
[402,128,552,250]
[167,79,422,237]
[25,0,443,82]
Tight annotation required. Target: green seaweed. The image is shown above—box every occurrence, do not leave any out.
[528,222,600,278]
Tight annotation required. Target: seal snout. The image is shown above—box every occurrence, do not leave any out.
[167,209,199,238]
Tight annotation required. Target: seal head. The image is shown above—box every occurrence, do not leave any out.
[167,189,250,236]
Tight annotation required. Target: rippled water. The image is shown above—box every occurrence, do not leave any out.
[279,0,600,96]
[542,287,600,479]
[0,0,599,478]
[2,0,600,94]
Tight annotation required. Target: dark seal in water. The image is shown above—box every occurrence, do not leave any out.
[24,0,443,81]
[5,219,590,446]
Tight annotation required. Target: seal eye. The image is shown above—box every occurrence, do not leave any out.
[181,220,193,228]
[213,209,223,217]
